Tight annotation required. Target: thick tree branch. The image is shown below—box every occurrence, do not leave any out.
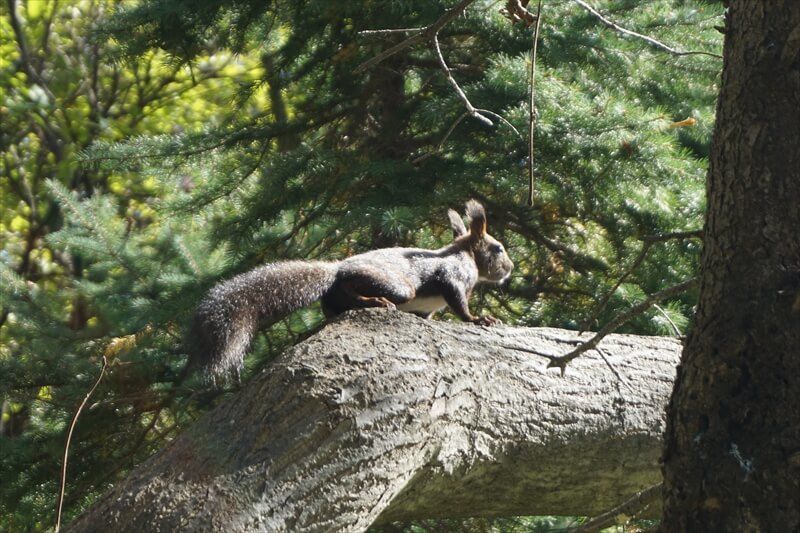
[68,310,681,531]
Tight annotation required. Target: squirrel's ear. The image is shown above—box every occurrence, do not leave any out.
[465,199,486,239]
[448,209,467,238]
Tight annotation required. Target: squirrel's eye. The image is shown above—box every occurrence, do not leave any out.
[493,244,504,253]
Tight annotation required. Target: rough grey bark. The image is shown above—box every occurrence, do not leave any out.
[68,309,681,532]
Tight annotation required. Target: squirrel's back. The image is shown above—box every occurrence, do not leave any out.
[187,261,337,381]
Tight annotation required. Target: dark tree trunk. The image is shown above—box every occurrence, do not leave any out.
[661,2,800,530]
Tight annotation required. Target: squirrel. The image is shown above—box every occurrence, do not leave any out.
[187,199,514,383]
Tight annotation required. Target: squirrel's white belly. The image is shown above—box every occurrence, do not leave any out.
[397,295,447,314]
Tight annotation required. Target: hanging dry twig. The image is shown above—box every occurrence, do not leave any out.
[572,0,722,59]
[55,355,109,532]
[528,0,543,206]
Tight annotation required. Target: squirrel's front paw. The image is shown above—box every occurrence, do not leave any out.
[472,315,501,326]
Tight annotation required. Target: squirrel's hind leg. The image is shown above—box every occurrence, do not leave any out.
[324,267,415,314]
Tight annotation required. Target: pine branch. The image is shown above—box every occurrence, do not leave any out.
[580,240,653,334]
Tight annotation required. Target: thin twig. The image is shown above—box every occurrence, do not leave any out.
[653,303,683,337]
[510,278,697,373]
[410,106,522,164]
[573,0,722,59]
[358,0,520,155]
[552,278,696,371]
[55,356,108,532]
[527,0,543,206]
[575,483,663,532]
[355,0,477,73]
[500,344,560,361]
[433,33,493,126]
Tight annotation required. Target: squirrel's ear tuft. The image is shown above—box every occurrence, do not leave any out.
[465,199,486,238]
[448,209,467,238]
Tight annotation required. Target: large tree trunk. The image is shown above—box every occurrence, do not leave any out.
[68,309,681,532]
[661,2,800,530]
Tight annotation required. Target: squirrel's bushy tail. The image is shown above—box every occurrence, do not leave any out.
[187,261,337,382]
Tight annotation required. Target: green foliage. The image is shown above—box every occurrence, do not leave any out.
[1,0,723,529]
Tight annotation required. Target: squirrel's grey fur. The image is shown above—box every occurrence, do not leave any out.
[187,200,513,383]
